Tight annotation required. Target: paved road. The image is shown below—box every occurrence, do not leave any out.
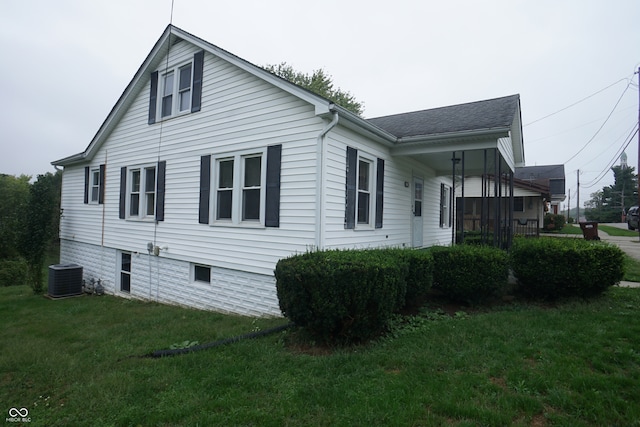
[562,223,640,288]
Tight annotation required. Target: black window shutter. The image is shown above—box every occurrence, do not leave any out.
[148,71,158,124]
[265,144,282,227]
[119,167,127,219]
[98,164,106,205]
[191,51,204,113]
[375,158,384,229]
[84,166,89,204]
[344,146,357,229]
[199,155,211,224]
[155,161,166,221]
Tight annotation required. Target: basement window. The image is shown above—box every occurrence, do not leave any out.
[193,265,211,284]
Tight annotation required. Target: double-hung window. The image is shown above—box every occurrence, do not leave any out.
[357,158,372,224]
[84,164,105,205]
[213,151,265,225]
[161,63,193,118]
[90,169,100,203]
[149,51,204,125]
[129,166,156,219]
[345,146,384,229]
[440,183,452,228]
[199,145,282,227]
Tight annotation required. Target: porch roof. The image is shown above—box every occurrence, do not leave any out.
[366,95,525,176]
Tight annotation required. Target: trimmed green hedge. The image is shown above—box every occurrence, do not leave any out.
[275,249,408,344]
[381,248,434,307]
[431,245,509,304]
[510,237,624,299]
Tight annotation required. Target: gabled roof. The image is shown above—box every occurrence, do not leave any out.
[52,25,525,170]
[367,95,520,139]
[52,25,337,166]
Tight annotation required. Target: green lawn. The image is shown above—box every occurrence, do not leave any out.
[1,286,640,426]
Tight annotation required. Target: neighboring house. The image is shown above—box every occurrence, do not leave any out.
[514,165,566,214]
[52,25,525,316]
[456,174,552,239]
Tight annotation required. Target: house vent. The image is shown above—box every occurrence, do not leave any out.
[47,264,83,298]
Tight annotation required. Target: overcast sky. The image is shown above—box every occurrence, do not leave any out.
[1,0,638,209]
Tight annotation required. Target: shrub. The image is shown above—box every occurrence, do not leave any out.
[544,213,566,231]
[381,248,433,308]
[510,237,624,300]
[0,258,28,287]
[275,249,408,344]
[431,245,509,304]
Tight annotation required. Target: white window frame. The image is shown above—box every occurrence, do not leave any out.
[127,164,157,220]
[440,184,452,228]
[158,60,194,120]
[192,264,211,284]
[211,149,266,227]
[90,168,100,204]
[356,155,375,228]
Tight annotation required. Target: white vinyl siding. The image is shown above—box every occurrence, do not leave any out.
[59,40,323,277]
[57,34,457,317]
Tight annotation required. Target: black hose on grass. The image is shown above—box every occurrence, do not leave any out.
[147,322,294,358]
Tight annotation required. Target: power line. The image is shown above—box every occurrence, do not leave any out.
[524,76,632,127]
[581,126,639,189]
[563,82,632,165]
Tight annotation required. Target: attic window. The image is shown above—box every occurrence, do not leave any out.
[161,64,192,118]
[148,50,204,124]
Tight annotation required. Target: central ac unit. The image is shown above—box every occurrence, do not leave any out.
[48,264,83,298]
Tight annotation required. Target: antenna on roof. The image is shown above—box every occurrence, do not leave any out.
[169,0,175,25]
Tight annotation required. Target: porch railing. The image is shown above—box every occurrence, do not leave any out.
[512,218,539,237]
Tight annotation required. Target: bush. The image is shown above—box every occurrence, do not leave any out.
[0,258,28,287]
[510,238,624,300]
[275,249,408,344]
[544,213,566,231]
[382,248,433,307]
[431,245,509,304]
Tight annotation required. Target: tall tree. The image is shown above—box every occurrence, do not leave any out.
[19,171,62,293]
[0,174,31,259]
[585,166,637,222]
[263,62,365,116]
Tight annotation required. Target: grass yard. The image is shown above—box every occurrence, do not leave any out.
[1,286,640,426]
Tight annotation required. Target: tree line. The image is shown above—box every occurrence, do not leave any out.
[0,172,61,293]
[584,165,638,222]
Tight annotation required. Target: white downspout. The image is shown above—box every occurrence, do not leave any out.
[315,109,339,250]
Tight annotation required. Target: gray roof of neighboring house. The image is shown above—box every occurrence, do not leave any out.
[514,164,565,181]
[366,94,520,138]
[515,164,566,197]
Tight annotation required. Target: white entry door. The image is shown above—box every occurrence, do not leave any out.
[412,177,423,248]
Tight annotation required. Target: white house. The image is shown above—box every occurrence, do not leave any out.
[52,25,525,316]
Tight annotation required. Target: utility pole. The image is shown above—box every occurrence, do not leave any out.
[567,189,571,223]
[577,169,580,223]
[636,67,640,240]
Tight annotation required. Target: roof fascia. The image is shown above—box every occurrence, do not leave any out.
[391,127,511,156]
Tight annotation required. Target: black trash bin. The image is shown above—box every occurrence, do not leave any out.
[579,221,600,241]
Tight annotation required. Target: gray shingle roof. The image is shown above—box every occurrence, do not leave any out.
[367,94,520,138]
[514,165,565,181]
[515,165,566,197]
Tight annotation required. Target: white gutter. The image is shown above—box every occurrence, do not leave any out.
[315,109,339,249]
